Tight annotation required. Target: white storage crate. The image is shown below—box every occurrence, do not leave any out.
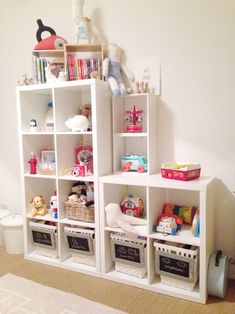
[29,221,58,258]
[64,226,95,266]
[110,233,147,279]
[154,241,199,291]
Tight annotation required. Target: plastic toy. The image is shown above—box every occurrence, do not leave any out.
[103,44,135,96]
[79,104,92,130]
[162,203,198,225]
[28,152,37,174]
[154,214,183,235]
[121,193,144,218]
[105,203,147,237]
[125,106,143,133]
[121,153,147,173]
[74,144,93,176]
[161,162,201,181]
[191,209,200,237]
[30,119,37,132]
[34,19,67,50]
[30,195,47,216]
[49,192,58,219]
[65,115,89,132]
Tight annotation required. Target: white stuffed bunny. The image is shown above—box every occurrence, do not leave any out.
[103,44,135,96]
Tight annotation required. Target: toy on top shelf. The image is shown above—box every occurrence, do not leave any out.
[34,19,67,50]
[121,153,148,173]
[65,115,89,132]
[30,195,48,217]
[28,152,37,174]
[121,192,145,218]
[124,105,143,133]
[79,104,92,131]
[103,43,135,96]
[161,162,201,181]
[154,214,183,236]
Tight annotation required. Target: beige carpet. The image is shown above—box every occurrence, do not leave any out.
[0,273,126,314]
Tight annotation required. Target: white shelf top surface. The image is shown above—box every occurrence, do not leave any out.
[24,173,56,179]
[99,173,214,191]
[105,225,147,237]
[58,175,94,182]
[60,218,95,228]
[26,213,58,223]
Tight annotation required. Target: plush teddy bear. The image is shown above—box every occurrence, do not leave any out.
[103,44,135,96]
[30,195,47,217]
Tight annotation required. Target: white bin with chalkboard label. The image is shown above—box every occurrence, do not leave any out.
[64,226,95,266]
[154,241,199,291]
[29,221,58,259]
[110,233,147,279]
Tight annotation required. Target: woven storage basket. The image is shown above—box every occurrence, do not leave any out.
[64,200,95,222]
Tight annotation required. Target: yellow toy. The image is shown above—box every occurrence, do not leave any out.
[30,195,47,216]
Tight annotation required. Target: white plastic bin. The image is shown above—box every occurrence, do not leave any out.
[0,209,10,245]
[1,214,24,254]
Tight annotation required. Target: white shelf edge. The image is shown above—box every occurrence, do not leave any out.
[105,225,147,237]
[113,132,148,137]
[26,214,58,223]
[58,175,94,182]
[56,131,93,135]
[60,218,95,228]
[22,132,54,135]
[61,257,97,274]
[24,173,56,179]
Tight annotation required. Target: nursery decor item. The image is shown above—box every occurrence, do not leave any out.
[103,44,135,96]
[79,103,92,130]
[28,152,37,174]
[162,203,198,225]
[34,19,67,50]
[125,105,143,133]
[120,192,145,218]
[65,115,89,132]
[49,192,58,219]
[30,196,47,217]
[45,63,67,83]
[30,119,37,132]
[121,153,148,173]
[154,214,183,236]
[38,149,56,175]
[105,203,146,237]
[18,74,35,86]
[74,143,93,175]
[161,162,201,181]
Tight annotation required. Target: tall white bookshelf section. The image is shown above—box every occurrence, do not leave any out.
[16,79,112,275]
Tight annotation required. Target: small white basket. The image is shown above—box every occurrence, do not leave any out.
[110,233,147,279]
[64,226,95,266]
[29,221,58,259]
[154,241,199,291]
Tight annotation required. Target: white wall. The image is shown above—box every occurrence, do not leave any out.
[0,0,235,277]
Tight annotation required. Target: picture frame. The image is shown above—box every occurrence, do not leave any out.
[38,148,56,175]
[41,149,55,164]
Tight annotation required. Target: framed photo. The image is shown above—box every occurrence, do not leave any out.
[134,56,161,95]
[38,149,56,175]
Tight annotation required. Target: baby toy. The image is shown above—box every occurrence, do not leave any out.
[30,195,47,216]
[79,104,92,130]
[49,192,58,219]
[45,63,67,83]
[121,192,144,218]
[105,203,146,237]
[34,19,67,50]
[121,153,147,173]
[65,115,89,132]
[162,203,197,225]
[30,119,37,132]
[72,0,103,44]
[154,214,183,235]
[28,152,37,174]
[73,144,93,176]
[191,209,200,237]
[125,105,143,133]
[103,44,135,96]
[71,181,87,202]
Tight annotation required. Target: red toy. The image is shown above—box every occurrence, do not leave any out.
[34,19,67,50]
[28,152,37,174]
[125,106,143,133]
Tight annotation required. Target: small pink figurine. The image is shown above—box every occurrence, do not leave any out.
[28,152,37,174]
[125,105,143,133]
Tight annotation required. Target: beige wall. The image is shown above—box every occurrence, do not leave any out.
[0,0,235,277]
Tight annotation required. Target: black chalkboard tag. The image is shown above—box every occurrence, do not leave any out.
[111,239,146,267]
[66,234,93,255]
[31,229,56,250]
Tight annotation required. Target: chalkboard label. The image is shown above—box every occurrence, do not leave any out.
[113,242,145,267]
[159,256,189,278]
[32,230,54,248]
[66,235,93,255]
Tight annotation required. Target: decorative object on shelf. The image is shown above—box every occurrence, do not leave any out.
[121,153,148,173]
[79,103,92,130]
[44,101,54,129]
[153,214,183,236]
[45,63,67,83]
[125,105,143,133]
[208,250,229,298]
[28,152,37,174]
[65,115,89,132]
[74,143,93,176]
[34,19,67,50]
[162,203,198,225]
[49,192,58,219]
[30,119,37,132]
[154,240,199,291]
[120,192,145,218]
[134,81,149,94]
[105,203,146,237]
[191,208,200,237]
[37,148,56,175]
[30,195,48,217]
[17,74,36,86]
[64,199,94,222]
[161,162,201,181]
[103,43,135,96]
[72,0,103,44]
[70,181,87,202]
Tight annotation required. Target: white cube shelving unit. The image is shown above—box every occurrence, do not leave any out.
[16,79,112,275]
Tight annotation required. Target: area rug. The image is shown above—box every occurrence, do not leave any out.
[0,273,126,314]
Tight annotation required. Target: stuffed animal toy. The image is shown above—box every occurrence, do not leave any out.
[72,0,103,44]
[103,44,135,96]
[34,19,67,50]
[105,203,146,237]
[30,196,47,217]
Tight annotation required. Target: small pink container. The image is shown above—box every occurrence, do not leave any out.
[161,163,201,181]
